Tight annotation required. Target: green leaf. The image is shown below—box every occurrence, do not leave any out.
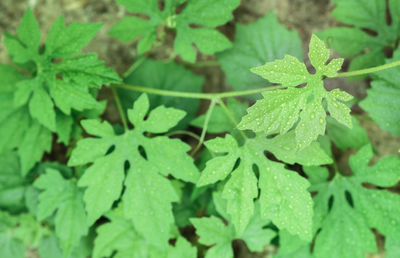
[327,116,369,150]
[18,120,52,174]
[0,212,25,258]
[0,66,30,158]
[69,94,198,248]
[3,10,120,136]
[111,0,239,62]
[306,144,400,258]
[251,55,308,87]
[258,161,312,241]
[4,9,40,63]
[263,131,332,166]
[0,72,52,173]
[174,27,231,63]
[360,49,400,135]
[121,59,203,129]
[29,86,56,131]
[17,9,41,52]
[168,237,197,258]
[93,215,148,258]
[0,233,25,258]
[45,16,103,57]
[212,191,275,252]
[34,169,88,256]
[190,216,235,258]
[217,12,303,96]
[223,161,258,235]
[38,235,92,258]
[141,106,186,133]
[190,98,248,133]
[239,35,352,149]
[0,212,49,258]
[239,203,276,252]
[386,237,400,258]
[94,209,192,258]
[109,0,162,53]
[123,160,178,248]
[318,0,398,72]
[274,230,311,258]
[198,134,313,240]
[38,237,64,258]
[1,13,119,173]
[0,152,25,212]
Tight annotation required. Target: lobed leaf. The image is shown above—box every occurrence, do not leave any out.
[217,12,303,95]
[69,94,199,248]
[305,144,400,258]
[111,0,239,62]
[319,0,399,72]
[198,135,313,240]
[34,169,88,256]
[239,35,352,149]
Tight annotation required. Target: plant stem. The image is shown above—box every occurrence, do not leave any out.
[113,59,400,105]
[111,86,128,131]
[335,60,400,78]
[185,60,220,67]
[123,56,146,78]
[115,84,287,99]
[166,130,201,141]
[218,99,248,140]
[191,98,217,156]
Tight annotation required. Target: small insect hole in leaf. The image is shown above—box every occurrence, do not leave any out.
[232,158,241,171]
[295,83,307,89]
[327,195,334,212]
[252,163,260,180]
[344,190,354,207]
[310,228,322,252]
[124,160,130,175]
[307,64,316,75]
[386,0,392,25]
[158,0,165,11]
[361,27,378,37]
[383,45,394,58]
[138,145,147,160]
[52,58,62,65]
[105,145,116,155]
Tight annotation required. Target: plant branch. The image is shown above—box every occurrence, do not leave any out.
[191,98,217,156]
[115,84,287,99]
[166,130,201,141]
[335,60,400,78]
[185,60,220,67]
[218,99,248,140]
[123,56,146,78]
[111,86,128,131]
[113,59,400,105]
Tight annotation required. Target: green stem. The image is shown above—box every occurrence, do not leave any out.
[335,60,400,78]
[166,130,201,141]
[111,86,128,131]
[113,60,400,103]
[191,98,217,156]
[123,56,146,78]
[218,99,248,140]
[115,84,287,99]
[185,60,220,67]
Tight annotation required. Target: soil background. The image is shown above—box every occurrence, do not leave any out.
[0,0,399,257]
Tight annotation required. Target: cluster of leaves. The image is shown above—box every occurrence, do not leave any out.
[110,0,240,62]
[1,1,400,258]
[319,0,400,73]
[0,9,120,174]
